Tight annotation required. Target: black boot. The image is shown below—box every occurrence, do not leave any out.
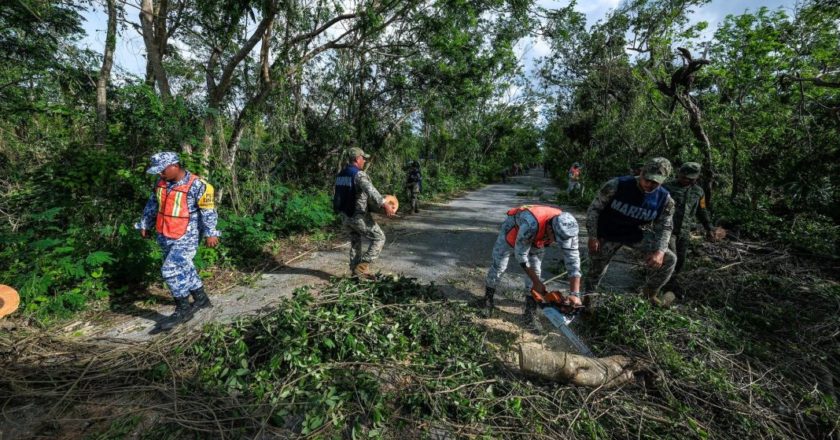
[483,287,495,318]
[158,296,195,331]
[523,296,543,332]
[190,287,213,310]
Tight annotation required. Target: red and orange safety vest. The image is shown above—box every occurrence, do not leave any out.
[505,205,563,248]
[155,174,198,239]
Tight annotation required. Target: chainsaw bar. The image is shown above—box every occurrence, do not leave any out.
[540,307,594,357]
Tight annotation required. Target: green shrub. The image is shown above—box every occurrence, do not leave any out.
[280,191,335,233]
[0,224,115,319]
[716,201,839,257]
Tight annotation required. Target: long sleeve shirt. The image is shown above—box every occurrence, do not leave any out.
[662,180,712,236]
[354,170,385,215]
[586,177,674,252]
[137,171,221,238]
[511,210,582,278]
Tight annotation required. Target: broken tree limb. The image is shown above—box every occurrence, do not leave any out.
[518,342,636,388]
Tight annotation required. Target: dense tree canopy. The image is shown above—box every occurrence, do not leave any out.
[1,1,839,438]
[1,0,837,315]
[541,0,839,254]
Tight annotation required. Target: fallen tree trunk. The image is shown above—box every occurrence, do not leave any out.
[519,342,636,388]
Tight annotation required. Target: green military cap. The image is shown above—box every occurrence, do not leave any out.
[642,157,672,183]
[679,162,702,179]
[347,147,370,160]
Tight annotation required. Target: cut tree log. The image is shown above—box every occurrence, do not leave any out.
[519,342,636,388]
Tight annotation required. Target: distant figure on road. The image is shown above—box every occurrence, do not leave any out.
[567,162,582,195]
[483,204,582,329]
[405,160,422,214]
[333,147,396,279]
[662,162,714,277]
[584,157,677,309]
[137,152,220,332]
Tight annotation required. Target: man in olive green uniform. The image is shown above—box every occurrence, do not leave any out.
[333,147,396,278]
[584,158,677,308]
[662,162,713,274]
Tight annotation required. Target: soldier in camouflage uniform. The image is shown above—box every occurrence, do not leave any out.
[137,152,220,331]
[584,157,677,308]
[405,161,422,214]
[333,147,396,278]
[567,162,582,195]
[484,204,582,326]
[662,162,713,274]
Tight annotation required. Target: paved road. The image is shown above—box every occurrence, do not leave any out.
[98,169,638,344]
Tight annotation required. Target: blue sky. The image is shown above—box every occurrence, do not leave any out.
[78,0,796,81]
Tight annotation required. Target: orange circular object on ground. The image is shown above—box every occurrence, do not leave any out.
[0,285,20,318]
[384,195,399,214]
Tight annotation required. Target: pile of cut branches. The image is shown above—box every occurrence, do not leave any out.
[1,273,837,439]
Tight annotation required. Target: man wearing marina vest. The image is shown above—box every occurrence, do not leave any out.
[333,147,396,278]
[483,204,582,328]
[137,152,220,332]
[584,157,677,309]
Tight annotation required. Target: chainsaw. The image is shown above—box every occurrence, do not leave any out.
[530,289,594,357]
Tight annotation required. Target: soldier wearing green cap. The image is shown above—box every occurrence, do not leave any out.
[583,157,678,308]
[333,146,396,278]
[662,162,714,274]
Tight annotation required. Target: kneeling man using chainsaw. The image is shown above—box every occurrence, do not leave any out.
[483,204,582,329]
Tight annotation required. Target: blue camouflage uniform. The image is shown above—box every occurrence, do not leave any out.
[486,210,582,291]
[136,153,220,299]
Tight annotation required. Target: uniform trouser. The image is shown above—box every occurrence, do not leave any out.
[406,184,420,211]
[158,234,202,299]
[485,218,544,291]
[670,234,689,274]
[567,181,581,194]
[342,213,386,269]
[583,239,677,294]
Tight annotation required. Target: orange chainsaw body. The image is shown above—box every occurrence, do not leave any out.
[530,289,583,315]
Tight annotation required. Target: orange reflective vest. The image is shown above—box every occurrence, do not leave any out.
[569,167,580,180]
[155,174,198,239]
[505,205,563,248]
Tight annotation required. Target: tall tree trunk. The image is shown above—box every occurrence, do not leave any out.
[729,117,741,202]
[95,0,117,148]
[676,93,714,211]
[652,49,714,211]
[355,48,368,147]
[140,0,171,99]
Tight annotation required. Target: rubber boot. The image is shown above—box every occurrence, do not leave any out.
[190,286,213,310]
[158,296,195,331]
[523,296,543,332]
[643,288,675,308]
[483,287,495,318]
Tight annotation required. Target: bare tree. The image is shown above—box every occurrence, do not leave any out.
[139,0,171,98]
[95,0,118,148]
[649,48,715,209]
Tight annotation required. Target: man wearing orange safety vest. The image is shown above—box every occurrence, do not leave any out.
[137,152,220,332]
[483,204,582,329]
